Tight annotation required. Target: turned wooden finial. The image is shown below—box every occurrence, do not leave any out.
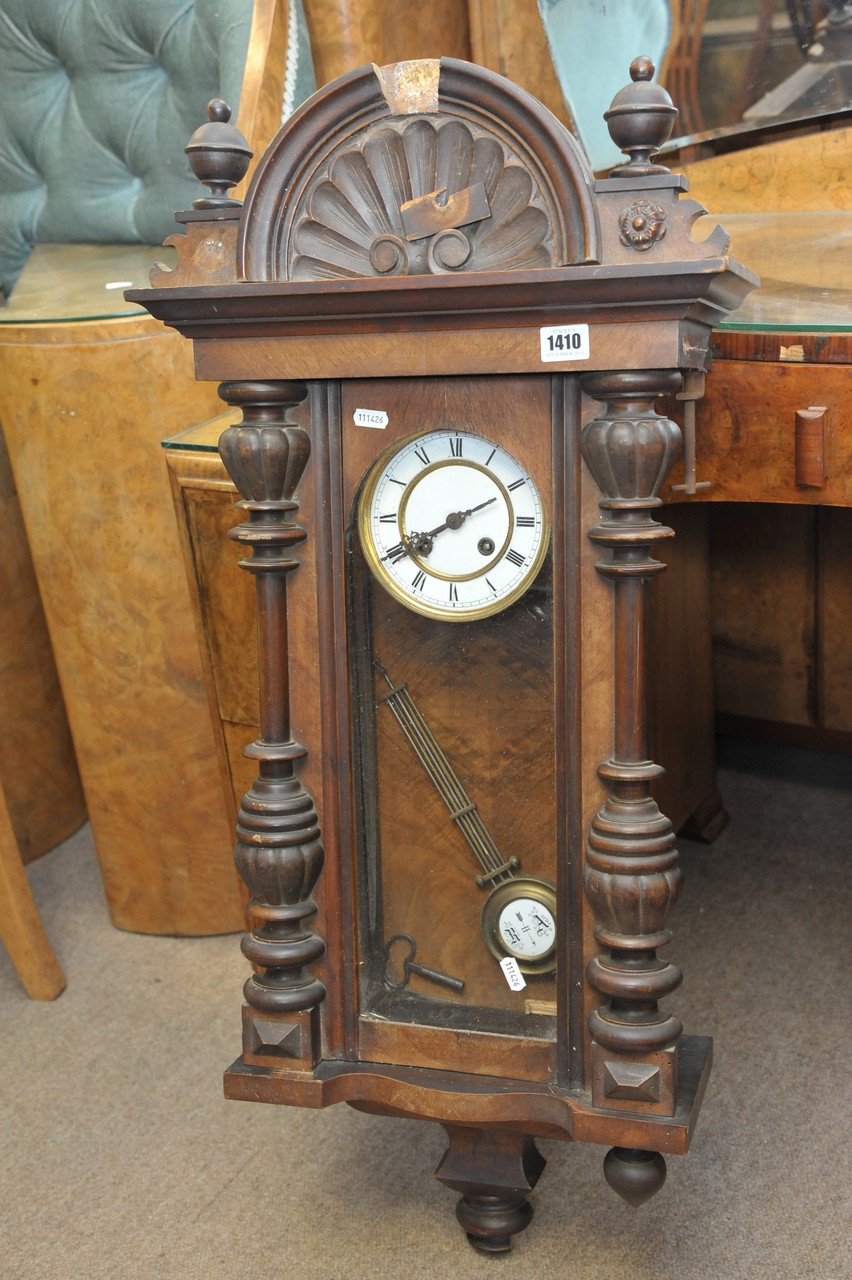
[184,98,252,209]
[603,1147,668,1207]
[605,57,678,177]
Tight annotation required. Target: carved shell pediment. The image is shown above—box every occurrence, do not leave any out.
[289,117,553,280]
[237,61,602,282]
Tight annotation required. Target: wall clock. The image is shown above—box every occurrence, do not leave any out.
[131,56,755,1253]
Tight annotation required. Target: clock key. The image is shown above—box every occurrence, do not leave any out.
[383,933,465,993]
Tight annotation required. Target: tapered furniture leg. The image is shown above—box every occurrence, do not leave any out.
[0,780,65,999]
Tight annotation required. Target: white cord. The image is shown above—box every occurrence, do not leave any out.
[282,0,300,122]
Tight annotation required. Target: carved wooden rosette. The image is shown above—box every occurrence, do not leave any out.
[580,370,685,1140]
[217,380,325,1067]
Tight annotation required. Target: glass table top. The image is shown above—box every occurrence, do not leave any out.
[0,244,176,323]
[162,414,235,454]
[695,210,852,332]
[5,212,850,337]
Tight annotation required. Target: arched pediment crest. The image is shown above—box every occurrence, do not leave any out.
[237,59,601,282]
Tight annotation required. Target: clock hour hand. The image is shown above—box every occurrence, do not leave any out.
[382,497,497,562]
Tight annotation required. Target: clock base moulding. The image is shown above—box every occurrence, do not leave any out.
[224,1032,712,1153]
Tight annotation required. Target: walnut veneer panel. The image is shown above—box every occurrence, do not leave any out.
[0,318,244,934]
[468,0,571,131]
[181,485,259,727]
[708,504,852,742]
[222,721,259,815]
[165,439,260,825]
[709,504,815,729]
[648,504,720,838]
[680,125,852,214]
[379,0,470,65]
[818,508,852,733]
[303,0,469,88]
[668,361,852,507]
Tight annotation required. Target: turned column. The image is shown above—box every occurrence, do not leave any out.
[218,380,325,1069]
[580,369,684,1205]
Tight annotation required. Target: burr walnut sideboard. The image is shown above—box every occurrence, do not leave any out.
[663,209,852,750]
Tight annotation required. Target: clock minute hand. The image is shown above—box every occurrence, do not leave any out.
[438,495,497,533]
[384,496,497,562]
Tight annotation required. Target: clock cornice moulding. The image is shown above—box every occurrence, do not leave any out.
[236,58,602,280]
[128,259,755,348]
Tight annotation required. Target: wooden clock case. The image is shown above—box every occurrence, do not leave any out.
[130,57,755,1251]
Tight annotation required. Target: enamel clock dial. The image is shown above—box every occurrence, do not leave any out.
[358,429,550,621]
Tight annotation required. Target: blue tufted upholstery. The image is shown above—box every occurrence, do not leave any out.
[0,0,255,296]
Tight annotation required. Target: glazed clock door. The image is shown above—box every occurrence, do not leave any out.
[340,373,577,1078]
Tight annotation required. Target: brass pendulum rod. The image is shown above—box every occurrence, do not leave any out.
[373,660,519,887]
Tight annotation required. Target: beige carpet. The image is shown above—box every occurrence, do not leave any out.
[1,738,850,1280]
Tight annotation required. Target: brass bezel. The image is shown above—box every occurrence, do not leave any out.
[357,428,550,622]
